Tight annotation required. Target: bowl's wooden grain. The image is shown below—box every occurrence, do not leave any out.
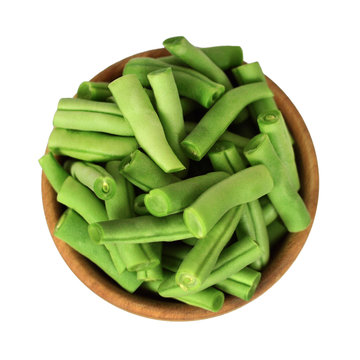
[41,48,319,321]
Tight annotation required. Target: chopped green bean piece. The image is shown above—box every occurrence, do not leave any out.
[133,194,150,215]
[77,81,111,101]
[39,152,68,193]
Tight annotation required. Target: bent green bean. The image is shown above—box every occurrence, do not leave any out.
[160,45,243,71]
[163,36,232,90]
[109,74,185,173]
[39,152,68,193]
[88,214,193,245]
[48,128,138,162]
[148,67,189,171]
[118,150,180,192]
[183,165,273,238]
[54,209,141,292]
[53,110,134,136]
[176,206,244,291]
[258,110,300,190]
[64,160,116,200]
[244,134,311,232]
[77,81,111,101]
[144,171,229,217]
[123,57,225,108]
[181,82,274,160]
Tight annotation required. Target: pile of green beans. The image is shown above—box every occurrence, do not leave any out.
[40,36,311,313]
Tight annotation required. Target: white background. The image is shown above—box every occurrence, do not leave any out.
[1,0,359,359]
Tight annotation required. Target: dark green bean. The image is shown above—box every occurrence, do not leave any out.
[181,83,274,160]
[133,194,150,215]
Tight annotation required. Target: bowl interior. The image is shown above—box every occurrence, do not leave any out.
[41,48,319,321]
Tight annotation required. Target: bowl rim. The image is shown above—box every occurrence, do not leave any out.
[41,48,319,321]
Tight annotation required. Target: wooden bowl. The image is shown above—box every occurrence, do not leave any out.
[41,48,319,321]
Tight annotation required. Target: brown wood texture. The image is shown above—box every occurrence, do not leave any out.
[41,48,319,321]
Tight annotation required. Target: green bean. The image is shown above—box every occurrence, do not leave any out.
[262,199,278,225]
[232,62,278,119]
[48,128,138,162]
[147,67,189,172]
[88,214,193,245]
[118,150,180,192]
[244,134,311,232]
[183,165,273,238]
[109,74,185,173]
[54,209,141,292]
[133,194,150,215]
[123,57,225,108]
[136,243,163,282]
[176,206,244,291]
[268,218,288,248]
[38,152,69,193]
[57,176,108,224]
[158,237,261,297]
[235,205,256,242]
[64,160,116,200]
[215,267,261,301]
[77,81,111,101]
[247,200,270,270]
[163,36,232,90]
[181,83,274,160]
[184,122,250,149]
[142,271,224,312]
[144,171,229,217]
[105,161,159,272]
[57,98,122,116]
[53,110,134,136]
[208,141,247,173]
[258,110,300,190]
[160,45,243,71]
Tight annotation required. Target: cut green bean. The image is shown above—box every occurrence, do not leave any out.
[183,165,273,238]
[160,45,243,71]
[57,98,122,116]
[133,194,150,215]
[163,36,232,90]
[158,237,261,297]
[118,150,180,192]
[39,152,68,193]
[208,141,247,173]
[53,110,134,136]
[181,82,274,160]
[144,171,229,217]
[57,176,108,224]
[105,161,159,272]
[147,67,189,171]
[142,271,224,312]
[88,214,193,245]
[54,209,142,292]
[184,122,250,149]
[262,200,278,225]
[109,74,185,173]
[244,134,311,232]
[123,57,225,108]
[136,243,163,282]
[247,200,270,270]
[48,128,138,162]
[215,267,261,301]
[258,110,300,190]
[176,206,244,291]
[77,81,111,101]
[64,160,116,200]
[232,62,278,120]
